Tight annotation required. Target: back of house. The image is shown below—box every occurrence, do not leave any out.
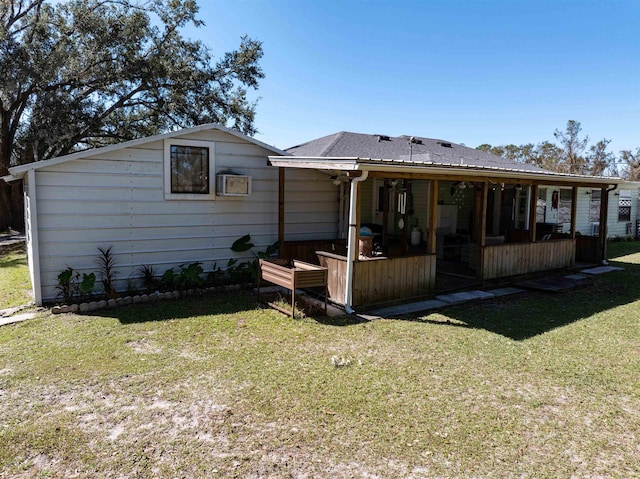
[7,124,338,305]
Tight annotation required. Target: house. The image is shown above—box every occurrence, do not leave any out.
[4,124,338,305]
[269,132,622,311]
[4,126,627,310]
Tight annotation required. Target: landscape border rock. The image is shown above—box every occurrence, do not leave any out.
[49,284,251,314]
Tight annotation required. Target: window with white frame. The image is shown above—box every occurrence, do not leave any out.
[164,139,215,200]
[618,190,632,222]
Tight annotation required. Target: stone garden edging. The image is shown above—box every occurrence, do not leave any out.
[50,284,244,314]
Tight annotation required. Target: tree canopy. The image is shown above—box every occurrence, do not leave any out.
[0,0,264,229]
[477,120,635,178]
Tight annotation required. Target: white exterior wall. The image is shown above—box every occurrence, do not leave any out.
[32,129,338,303]
[543,184,639,238]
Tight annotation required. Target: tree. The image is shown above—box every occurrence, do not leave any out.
[553,120,589,174]
[529,141,564,171]
[620,148,640,181]
[586,139,615,176]
[476,120,619,177]
[0,0,264,230]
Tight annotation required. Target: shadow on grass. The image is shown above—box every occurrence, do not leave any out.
[0,256,28,269]
[88,290,361,327]
[92,291,261,325]
[402,257,640,341]
[74,241,640,337]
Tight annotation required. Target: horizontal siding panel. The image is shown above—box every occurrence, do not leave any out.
[37,171,162,188]
[175,130,246,143]
[43,151,162,172]
[212,212,278,226]
[39,225,216,243]
[38,213,218,229]
[36,185,163,201]
[38,199,218,216]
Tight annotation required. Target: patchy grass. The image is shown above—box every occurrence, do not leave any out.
[0,242,32,309]
[0,243,638,477]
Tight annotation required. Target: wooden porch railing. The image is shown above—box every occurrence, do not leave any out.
[481,238,575,280]
[279,239,347,265]
[317,252,436,307]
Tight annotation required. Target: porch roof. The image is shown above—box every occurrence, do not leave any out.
[269,131,621,186]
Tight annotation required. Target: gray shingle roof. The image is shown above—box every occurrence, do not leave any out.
[286,131,548,174]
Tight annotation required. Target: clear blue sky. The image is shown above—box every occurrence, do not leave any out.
[191,0,639,154]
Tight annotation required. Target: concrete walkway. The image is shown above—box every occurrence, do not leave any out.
[0,312,37,327]
[358,265,624,320]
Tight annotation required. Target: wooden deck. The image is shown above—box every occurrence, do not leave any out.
[317,251,436,307]
[481,238,575,280]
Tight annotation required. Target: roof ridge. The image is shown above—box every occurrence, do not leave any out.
[318,131,347,156]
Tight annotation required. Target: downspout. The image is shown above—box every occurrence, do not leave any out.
[601,183,618,265]
[344,170,369,314]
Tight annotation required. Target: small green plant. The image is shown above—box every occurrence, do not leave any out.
[56,267,77,304]
[207,262,224,287]
[225,258,251,285]
[56,268,96,303]
[138,264,157,292]
[177,262,204,290]
[125,276,139,295]
[230,234,280,285]
[160,268,177,291]
[96,245,118,297]
[78,273,96,301]
[230,234,254,253]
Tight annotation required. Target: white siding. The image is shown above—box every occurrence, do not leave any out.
[34,129,338,303]
[573,184,638,238]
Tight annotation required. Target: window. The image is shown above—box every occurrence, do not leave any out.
[618,190,632,222]
[164,139,215,200]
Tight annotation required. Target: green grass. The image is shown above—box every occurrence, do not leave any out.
[0,243,32,310]
[0,242,638,477]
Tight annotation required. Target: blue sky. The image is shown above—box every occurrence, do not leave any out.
[191,0,639,154]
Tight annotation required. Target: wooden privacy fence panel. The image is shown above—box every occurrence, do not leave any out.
[482,239,575,280]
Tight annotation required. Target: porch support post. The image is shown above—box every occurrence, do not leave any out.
[570,186,578,239]
[278,168,285,243]
[427,179,438,255]
[599,186,609,263]
[475,182,488,281]
[529,184,538,242]
[382,179,389,246]
[344,171,368,313]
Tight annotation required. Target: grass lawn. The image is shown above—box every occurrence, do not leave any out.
[0,243,32,310]
[0,242,638,478]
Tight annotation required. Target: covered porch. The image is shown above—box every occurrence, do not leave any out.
[270,159,617,310]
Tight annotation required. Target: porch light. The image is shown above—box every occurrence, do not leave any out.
[515,184,522,191]
[458,181,467,189]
